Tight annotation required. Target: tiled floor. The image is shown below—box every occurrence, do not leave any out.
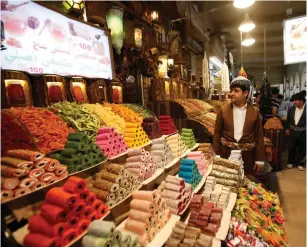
[276,168,306,247]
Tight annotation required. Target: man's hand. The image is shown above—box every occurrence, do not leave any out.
[286,129,290,136]
[254,162,264,172]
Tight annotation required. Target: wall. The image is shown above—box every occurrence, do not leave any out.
[284,62,306,98]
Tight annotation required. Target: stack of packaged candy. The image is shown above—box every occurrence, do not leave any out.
[178,159,203,190]
[123,123,150,148]
[180,128,196,149]
[96,127,128,158]
[150,137,174,168]
[186,151,210,176]
[158,116,177,135]
[166,134,188,158]
[157,175,193,215]
[23,177,108,247]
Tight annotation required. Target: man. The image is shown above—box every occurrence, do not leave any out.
[263,87,281,123]
[286,91,306,171]
[254,92,260,108]
[213,76,266,175]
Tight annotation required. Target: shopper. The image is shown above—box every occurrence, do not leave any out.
[263,87,281,123]
[286,91,306,171]
[213,76,266,175]
[254,92,261,109]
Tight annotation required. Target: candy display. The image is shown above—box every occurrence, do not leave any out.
[23,177,108,247]
[186,151,210,175]
[125,148,156,180]
[84,104,126,134]
[87,162,141,207]
[165,221,213,247]
[180,128,196,148]
[51,133,106,173]
[96,127,128,158]
[83,220,140,247]
[231,178,287,247]
[1,149,68,202]
[187,195,223,237]
[197,143,214,161]
[7,107,75,153]
[158,116,177,135]
[166,134,188,158]
[123,190,171,246]
[192,112,216,136]
[178,159,203,190]
[142,117,162,140]
[123,123,150,148]
[202,179,231,210]
[157,175,193,215]
[107,103,143,124]
[264,117,283,130]
[150,137,174,168]
[50,102,102,139]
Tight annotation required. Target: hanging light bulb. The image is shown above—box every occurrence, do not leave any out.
[242,33,255,46]
[233,0,255,9]
[239,13,255,32]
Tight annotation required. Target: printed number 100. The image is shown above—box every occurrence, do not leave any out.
[80,43,91,51]
[28,67,43,73]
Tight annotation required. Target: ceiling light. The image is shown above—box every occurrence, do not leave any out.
[239,14,255,32]
[242,33,255,46]
[233,0,255,9]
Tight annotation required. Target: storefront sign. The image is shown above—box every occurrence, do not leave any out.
[1,1,113,79]
[284,16,307,65]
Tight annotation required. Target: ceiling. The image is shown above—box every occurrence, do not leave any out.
[179,1,306,85]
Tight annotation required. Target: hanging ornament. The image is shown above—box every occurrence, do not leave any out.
[238,66,248,78]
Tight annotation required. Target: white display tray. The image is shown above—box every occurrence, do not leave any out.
[117,214,180,247]
[164,157,180,169]
[193,176,207,194]
[226,192,237,212]
[142,168,164,185]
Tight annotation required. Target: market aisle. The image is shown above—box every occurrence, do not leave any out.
[276,169,306,247]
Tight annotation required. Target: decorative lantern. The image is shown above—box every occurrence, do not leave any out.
[62,0,85,12]
[134,26,142,47]
[106,6,124,54]
[149,10,159,22]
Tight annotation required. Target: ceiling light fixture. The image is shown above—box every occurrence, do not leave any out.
[242,33,255,46]
[239,13,255,32]
[233,0,255,9]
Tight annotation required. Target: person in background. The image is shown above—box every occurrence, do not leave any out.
[262,87,281,123]
[286,91,306,171]
[254,92,261,108]
[213,76,266,175]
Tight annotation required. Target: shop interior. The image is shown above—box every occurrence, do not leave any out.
[1,0,306,247]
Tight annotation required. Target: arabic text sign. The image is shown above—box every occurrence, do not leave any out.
[1,1,113,79]
[284,16,307,65]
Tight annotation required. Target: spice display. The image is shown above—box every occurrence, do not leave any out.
[231,179,287,247]
[158,116,177,135]
[7,107,74,153]
[166,134,188,158]
[123,190,171,246]
[51,133,106,173]
[178,159,203,190]
[264,117,283,130]
[150,137,174,168]
[123,123,150,148]
[186,151,210,175]
[180,128,196,148]
[50,102,102,139]
[23,177,108,247]
[96,127,128,158]
[87,162,141,207]
[165,221,213,247]
[1,149,68,202]
[84,104,126,134]
[187,194,223,237]
[157,175,193,215]
[125,148,156,181]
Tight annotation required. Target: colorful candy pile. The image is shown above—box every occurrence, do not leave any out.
[150,137,174,168]
[87,162,140,208]
[107,103,143,124]
[96,127,128,158]
[197,143,214,161]
[166,134,188,158]
[178,159,203,190]
[158,116,177,135]
[123,190,171,246]
[23,177,108,247]
[180,128,196,149]
[1,149,68,202]
[51,133,106,173]
[123,123,150,148]
[186,151,210,175]
[165,221,213,247]
[7,107,74,153]
[124,148,156,181]
[158,175,193,215]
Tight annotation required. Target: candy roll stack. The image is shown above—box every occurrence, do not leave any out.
[123,123,150,148]
[178,159,203,190]
[158,116,177,135]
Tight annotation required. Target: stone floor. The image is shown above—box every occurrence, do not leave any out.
[276,168,306,247]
